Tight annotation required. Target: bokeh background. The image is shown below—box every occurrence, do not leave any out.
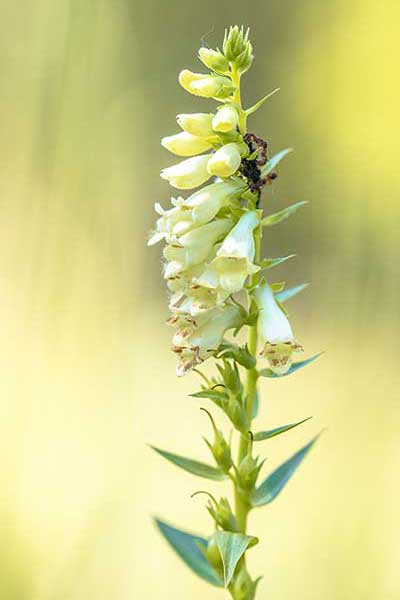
[1,0,399,598]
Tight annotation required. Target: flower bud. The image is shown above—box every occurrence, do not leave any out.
[212,105,239,133]
[177,113,214,137]
[230,568,257,600]
[254,283,303,375]
[225,392,249,433]
[161,154,211,189]
[236,450,263,491]
[207,497,238,532]
[161,131,212,157]
[179,69,235,99]
[198,47,229,72]
[202,409,232,472]
[207,143,242,178]
[205,534,223,570]
[223,26,254,73]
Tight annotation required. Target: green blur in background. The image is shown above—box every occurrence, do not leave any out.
[0,0,399,598]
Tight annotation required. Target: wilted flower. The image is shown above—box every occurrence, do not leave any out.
[255,283,303,374]
[161,154,211,189]
[161,131,212,157]
[207,142,242,178]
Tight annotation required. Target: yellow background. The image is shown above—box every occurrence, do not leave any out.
[0,1,399,598]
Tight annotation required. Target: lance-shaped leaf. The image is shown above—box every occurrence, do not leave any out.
[215,531,258,587]
[253,417,312,441]
[245,87,280,116]
[276,283,308,303]
[190,389,228,403]
[258,353,323,378]
[260,254,296,270]
[155,519,224,587]
[151,446,227,481]
[262,201,307,227]
[252,435,319,507]
[260,148,292,177]
[252,389,260,419]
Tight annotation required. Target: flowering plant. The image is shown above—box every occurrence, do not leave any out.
[149,26,321,600]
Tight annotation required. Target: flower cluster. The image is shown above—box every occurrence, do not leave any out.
[149,25,302,376]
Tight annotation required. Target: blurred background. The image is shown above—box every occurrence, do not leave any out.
[0,0,399,598]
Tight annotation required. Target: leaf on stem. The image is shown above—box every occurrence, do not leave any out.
[215,531,258,587]
[260,148,293,177]
[252,435,320,506]
[276,283,308,303]
[260,254,296,270]
[261,201,307,227]
[151,446,227,481]
[253,417,312,441]
[155,519,224,587]
[258,353,323,378]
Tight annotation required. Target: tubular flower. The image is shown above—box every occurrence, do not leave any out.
[161,131,212,157]
[184,180,245,224]
[194,210,260,299]
[160,154,211,189]
[255,283,303,375]
[171,305,242,376]
[176,113,214,137]
[163,218,233,278]
[148,199,194,246]
[179,69,235,99]
[207,142,242,178]
[198,47,229,72]
[212,105,239,132]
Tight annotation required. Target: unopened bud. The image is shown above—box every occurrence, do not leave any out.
[179,70,235,99]
[207,497,239,532]
[230,567,257,600]
[237,446,263,491]
[205,534,223,570]
[198,47,229,72]
[161,131,212,157]
[212,105,239,133]
[223,26,254,73]
[207,142,242,178]
[177,113,214,137]
[202,408,233,472]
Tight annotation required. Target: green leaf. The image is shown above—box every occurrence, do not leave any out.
[245,87,280,116]
[262,201,307,227]
[190,389,228,402]
[276,283,308,303]
[215,531,258,587]
[155,519,224,587]
[253,417,312,441]
[260,254,296,270]
[258,353,323,378]
[151,446,227,481]
[252,435,319,507]
[260,148,293,177]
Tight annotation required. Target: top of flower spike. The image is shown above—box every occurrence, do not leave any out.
[223,26,254,73]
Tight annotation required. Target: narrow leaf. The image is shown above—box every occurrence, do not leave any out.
[260,254,296,270]
[258,353,323,378]
[190,390,228,402]
[262,201,307,227]
[215,531,258,587]
[276,283,308,303]
[155,519,224,587]
[245,88,280,116]
[253,417,312,441]
[151,446,227,481]
[260,148,293,177]
[252,389,259,419]
[252,435,319,507]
